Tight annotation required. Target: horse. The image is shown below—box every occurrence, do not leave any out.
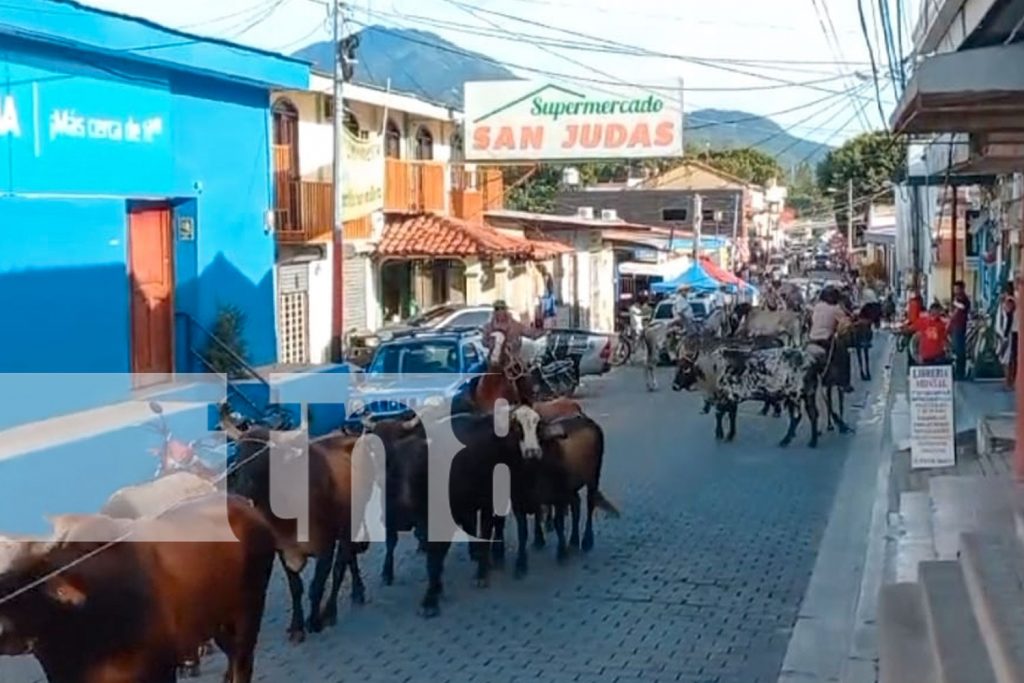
[471,329,535,412]
[643,307,730,391]
[809,324,855,434]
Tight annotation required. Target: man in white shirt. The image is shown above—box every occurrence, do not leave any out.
[670,285,697,335]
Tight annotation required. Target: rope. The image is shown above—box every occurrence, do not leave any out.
[0,421,344,608]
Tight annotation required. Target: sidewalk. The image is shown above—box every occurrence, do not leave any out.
[778,334,897,683]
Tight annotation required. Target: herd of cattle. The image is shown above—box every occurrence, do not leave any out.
[0,390,616,682]
[0,298,879,683]
[646,298,878,449]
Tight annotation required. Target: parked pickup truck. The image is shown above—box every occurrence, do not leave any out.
[343,329,487,426]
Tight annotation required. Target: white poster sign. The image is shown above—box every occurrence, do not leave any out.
[342,130,384,222]
[909,365,955,469]
[463,80,683,162]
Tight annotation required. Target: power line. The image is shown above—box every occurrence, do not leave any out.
[457,0,867,39]
[856,0,889,126]
[364,11,862,88]
[346,18,887,142]
[438,0,882,100]
[809,0,873,130]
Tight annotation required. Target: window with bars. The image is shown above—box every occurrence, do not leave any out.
[278,290,309,364]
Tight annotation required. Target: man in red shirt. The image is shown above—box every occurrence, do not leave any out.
[908,302,949,365]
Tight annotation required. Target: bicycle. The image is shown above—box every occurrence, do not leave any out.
[611,326,642,366]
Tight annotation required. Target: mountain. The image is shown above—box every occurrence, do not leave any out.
[683,109,832,168]
[291,26,518,109]
[292,26,831,169]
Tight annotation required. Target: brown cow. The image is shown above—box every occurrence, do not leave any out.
[220,411,373,642]
[100,472,219,678]
[0,494,293,683]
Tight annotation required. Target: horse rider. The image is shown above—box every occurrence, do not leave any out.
[481,299,545,362]
[808,285,854,393]
[669,284,699,337]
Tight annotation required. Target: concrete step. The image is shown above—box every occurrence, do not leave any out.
[919,560,999,683]
[930,476,1016,560]
[898,490,937,583]
[879,582,938,683]
[959,533,1024,683]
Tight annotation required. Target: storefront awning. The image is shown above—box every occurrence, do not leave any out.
[891,42,1024,134]
[618,257,691,279]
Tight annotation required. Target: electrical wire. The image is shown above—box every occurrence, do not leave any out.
[809,0,873,131]
[856,0,889,126]
[434,0,882,100]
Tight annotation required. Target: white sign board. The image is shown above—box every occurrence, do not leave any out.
[909,365,955,469]
[463,80,684,161]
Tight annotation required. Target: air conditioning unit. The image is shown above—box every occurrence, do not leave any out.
[600,209,618,221]
[577,206,595,220]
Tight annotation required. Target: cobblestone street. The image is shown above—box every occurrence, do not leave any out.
[5,347,888,683]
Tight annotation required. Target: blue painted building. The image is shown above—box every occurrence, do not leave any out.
[0,0,309,424]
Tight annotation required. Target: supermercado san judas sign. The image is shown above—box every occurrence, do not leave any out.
[464,80,683,161]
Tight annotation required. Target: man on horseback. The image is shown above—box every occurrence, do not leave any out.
[808,286,854,393]
[481,299,545,362]
[669,284,698,336]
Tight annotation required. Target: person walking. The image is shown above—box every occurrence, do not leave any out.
[999,281,1017,389]
[950,280,971,380]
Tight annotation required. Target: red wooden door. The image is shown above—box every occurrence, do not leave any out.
[128,203,174,384]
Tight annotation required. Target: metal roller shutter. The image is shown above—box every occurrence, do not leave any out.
[343,254,368,333]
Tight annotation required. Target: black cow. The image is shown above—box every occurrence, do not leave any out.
[362,405,558,617]
[491,414,619,572]
[673,346,822,448]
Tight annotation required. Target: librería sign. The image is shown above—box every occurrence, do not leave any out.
[909,365,955,469]
[464,80,683,161]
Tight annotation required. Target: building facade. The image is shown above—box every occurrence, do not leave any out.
[555,160,786,267]
[0,0,308,422]
[269,75,506,361]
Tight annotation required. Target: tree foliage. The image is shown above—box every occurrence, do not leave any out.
[786,162,828,217]
[816,130,906,206]
[693,148,783,186]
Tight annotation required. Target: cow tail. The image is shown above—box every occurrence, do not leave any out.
[594,491,621,518]
[591,418,621,518]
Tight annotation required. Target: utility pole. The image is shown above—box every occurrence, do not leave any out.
[846,177,854,262]
[331,1,357,358]
[730,193,740,270]
[693,193,703,262]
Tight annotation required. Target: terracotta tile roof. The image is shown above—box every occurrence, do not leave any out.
[378,213,533,258]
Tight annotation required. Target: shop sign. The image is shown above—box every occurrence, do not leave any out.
[909,365,955,469]
[464,80,683,161]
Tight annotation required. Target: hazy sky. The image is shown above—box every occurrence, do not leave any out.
[75,0,916,145]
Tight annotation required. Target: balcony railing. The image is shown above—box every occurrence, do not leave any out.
[274,177,333,243]
[385,158,446,213]
[450,165,504,220]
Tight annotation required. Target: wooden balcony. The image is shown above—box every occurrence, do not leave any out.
[450,165,504,220]
[274,176,333,243]
[384,158,446,213]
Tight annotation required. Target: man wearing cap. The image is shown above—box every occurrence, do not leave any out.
[670,284,698,336]
[481,300,545,362]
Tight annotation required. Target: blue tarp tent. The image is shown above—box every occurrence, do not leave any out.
[651,263,722,294]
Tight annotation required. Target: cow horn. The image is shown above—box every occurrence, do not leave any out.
[401,415,421,431]
[360,413,375,430]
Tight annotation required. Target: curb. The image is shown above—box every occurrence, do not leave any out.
[777,333,897,683]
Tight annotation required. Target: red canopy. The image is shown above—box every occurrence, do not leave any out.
[699,256,744,286]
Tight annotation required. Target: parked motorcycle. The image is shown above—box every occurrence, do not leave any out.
[145,401,220,480]
[528,353,579,400]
